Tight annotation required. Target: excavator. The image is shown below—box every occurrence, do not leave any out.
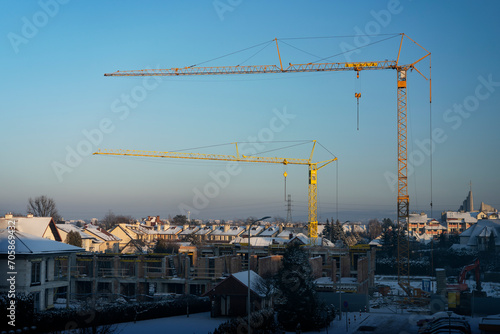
[447,258,486,314]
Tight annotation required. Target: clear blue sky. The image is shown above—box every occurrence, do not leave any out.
[1,1,499,222]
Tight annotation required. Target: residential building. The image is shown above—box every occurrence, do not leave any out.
[83,224,121,252]
[0,214,61,241]
[442,211,477,233]
[56,223,98,252]
[0,229,83,311]
[208,225,245,243]
[408,213,446,236]
[202,270,269,317]
[459,219,500,251]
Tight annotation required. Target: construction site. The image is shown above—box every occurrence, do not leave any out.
[2,2,500,332]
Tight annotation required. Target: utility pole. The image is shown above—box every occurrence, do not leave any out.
[286,194,292,224]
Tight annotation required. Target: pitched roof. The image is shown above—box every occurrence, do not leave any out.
[180,226,200,235]
[0,217,60,240]
[230,236,287,246]
[0,229,83,254]
[57,224,95,239]
[84,225,121,241]
[231,270,266,297]
[460,219,500,246]
[210,226,245,236]
[259,226,279,237]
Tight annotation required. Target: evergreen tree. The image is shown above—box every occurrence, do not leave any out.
[382,218,394,231]
[65,231,82,247]
[274,243,334,331]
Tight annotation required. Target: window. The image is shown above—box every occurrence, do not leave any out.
[46,260,50,282]
[32,292,40,312]
[31,261,41,286]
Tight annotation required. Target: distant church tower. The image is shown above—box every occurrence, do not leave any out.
[459,182,474,212]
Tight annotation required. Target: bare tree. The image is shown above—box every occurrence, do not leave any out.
[27,195,61,221]
[100,210,134,230]
[368,219,382,239]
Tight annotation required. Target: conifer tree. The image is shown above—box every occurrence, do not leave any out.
[274,243,334,331]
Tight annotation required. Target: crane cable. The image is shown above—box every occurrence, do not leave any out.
[186,34,401,70]
[429,56,433,218]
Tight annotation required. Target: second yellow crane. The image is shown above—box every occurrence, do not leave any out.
[94,140,337,241]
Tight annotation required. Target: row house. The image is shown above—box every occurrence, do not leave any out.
[209,225,245,242]
[57,224,99,252]
[179,225,200,240]
[158,225,183,240]
[240,225,265,238]
[84,225,121,252]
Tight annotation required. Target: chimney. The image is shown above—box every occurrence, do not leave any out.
[223,224,230,232]
[246,225,250,236]
[279,224,283,233]
[289,233,294,240]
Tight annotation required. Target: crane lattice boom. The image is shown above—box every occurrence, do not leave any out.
[94,141,337,241]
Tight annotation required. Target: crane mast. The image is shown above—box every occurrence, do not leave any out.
[93,141,337,241]
[102,33,430,296]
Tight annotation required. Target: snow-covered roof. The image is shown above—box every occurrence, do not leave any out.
[277,230,298,238]
[459,219,500,246]
[231,270,266,297]
[445,211,478,223]
[57,224,95,239]
[424,223,446,230]
[369,239,383,247]
[210,226,245,236]
[195,226,213,235]
[158,226,183,235]
[85,225,121,241]
[179,226,200,235]
[241,225,264,237]
[0,229,83,254]
[413,233,433,244]
[259,226,279,237]
[409,213,428,223]
[0,217,57,239]
[288,233,335,247]
[230,236,287,246]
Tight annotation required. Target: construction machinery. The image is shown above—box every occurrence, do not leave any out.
[94,140,336,242]
[102,33,431,296]
[446,258,486,314]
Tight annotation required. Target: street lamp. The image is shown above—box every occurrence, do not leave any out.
[247,216,270,334]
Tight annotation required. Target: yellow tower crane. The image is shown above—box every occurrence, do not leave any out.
[102,33,431,296]
[93,140,337,241]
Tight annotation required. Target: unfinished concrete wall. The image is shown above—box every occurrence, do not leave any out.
[230,256,242,274]
[309,256,323,279]
[250,255,258,273]
[357,257,369,294]
[258,255,283,278]
[341,255,350,278]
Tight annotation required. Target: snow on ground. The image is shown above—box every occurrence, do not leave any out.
[65,275,500,333]
[115,312,228,334]
[374,275,500,298]
[104,310,485,334]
